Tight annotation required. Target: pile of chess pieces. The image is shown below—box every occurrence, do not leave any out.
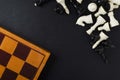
[34,0,120,63]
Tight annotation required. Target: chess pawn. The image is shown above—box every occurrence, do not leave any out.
[76,14,93,27]
[98,22,111,31]
[92,32,109,49]
[56,0,69,14]
[86,16,106,35]
[108,11,119,27]
[95,6,107,17]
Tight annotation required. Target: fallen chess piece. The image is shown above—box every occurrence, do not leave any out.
[54,4,65,14]
[76,14,93,27]
[86,16,106,35]
[92,32,109,49]
[109,1,119,11]
[108,11,119,27]
[95,6,107,17]
[109,0,120,6]
[76,0,83,4]
[34,0,120,63]
[56,0,69,14]
[98,22,111,32]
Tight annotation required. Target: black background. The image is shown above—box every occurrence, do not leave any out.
[0,0,120,80]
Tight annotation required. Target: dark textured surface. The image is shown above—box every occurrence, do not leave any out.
[0,0,120,80]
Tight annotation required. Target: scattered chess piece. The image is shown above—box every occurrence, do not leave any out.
[109,0,120,6]
[90,33,100,45]
[34,0,48,6]
[76,14,93,27]
[70,0,84,15]
[76,0,83,4]
[108,11,119,27]
[95,6,107,17]
[98,22,111,32]
[34,0,120,63]
[56,0,70,14]
[101,40,115,48]
[88,3,97,12]
[92,32,109,49]
[109,1,119,11]
[54,4,65,14]
[86,16,106,35]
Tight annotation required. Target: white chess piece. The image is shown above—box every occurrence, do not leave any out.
[56,0,70,14]
[108,11,119,27]
[76,14,93,27]
[76,0,83,4]
[95,6,107,17]
[98,22,111,31]
[109,0,120,5]
[88,3,97,12]
[109,1,119,11]
[86,16,106,35]
[92,32,109,49]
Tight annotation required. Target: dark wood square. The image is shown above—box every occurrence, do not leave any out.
[0,32,4,45]
[0,50,11,66]
[20,63,37,79]
[1,68,18,80]
[13,43,30,60]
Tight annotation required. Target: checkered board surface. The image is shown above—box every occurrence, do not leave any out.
[0,27,50,80]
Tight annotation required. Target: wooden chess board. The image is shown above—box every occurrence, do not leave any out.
[0,27,50,80]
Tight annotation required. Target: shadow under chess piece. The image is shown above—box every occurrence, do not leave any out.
[70,0,85,15]
[54,4,65,14]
